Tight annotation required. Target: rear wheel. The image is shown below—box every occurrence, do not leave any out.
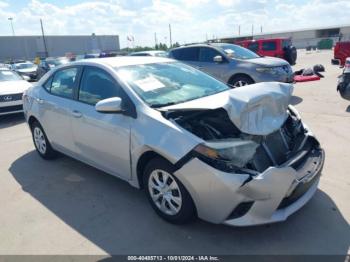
[229,75,254,88]
[31,121,57,160]
[143,157,196,224]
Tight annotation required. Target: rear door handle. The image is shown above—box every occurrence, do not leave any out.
[72,110,82,118]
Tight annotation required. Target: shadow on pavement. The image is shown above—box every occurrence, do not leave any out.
[9,151,350,255]
[290,95,303,106]
[0,113,25,129]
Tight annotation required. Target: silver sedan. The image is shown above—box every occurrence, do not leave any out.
[23,57,324,226]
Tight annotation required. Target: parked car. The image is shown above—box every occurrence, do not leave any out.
[130,50,168,57]
[36,57,69,80]
[0,67,32,116]
[332,41,350,67]
[10,61,38,81]
[84,53,100,59]
[23,57,324,226]
[236,38,297,65]
[168,43,294,88]
[99,51,118,58]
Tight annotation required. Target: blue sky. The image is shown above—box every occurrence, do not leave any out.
[0,0,348,48]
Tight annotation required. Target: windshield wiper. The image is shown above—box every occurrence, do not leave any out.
[150,102,177,108]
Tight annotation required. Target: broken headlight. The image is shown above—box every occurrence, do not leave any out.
[193,139,259,172]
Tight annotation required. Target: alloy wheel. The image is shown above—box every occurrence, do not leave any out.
[148,169,182,216]
[33,127,47,154]
[233,80,248,88]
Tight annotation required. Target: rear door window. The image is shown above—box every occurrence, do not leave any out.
[247,42,259,52]
[171,47,199,61]
[262,41,277,51]
[50,67,79,99]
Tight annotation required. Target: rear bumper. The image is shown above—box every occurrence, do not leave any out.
[175,135,324,226]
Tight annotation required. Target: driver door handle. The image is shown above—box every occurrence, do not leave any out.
[72,110,82,118]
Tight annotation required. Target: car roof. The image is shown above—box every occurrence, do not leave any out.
[131,50,166,54]
[171,43,239,51]
[70,56,175,68]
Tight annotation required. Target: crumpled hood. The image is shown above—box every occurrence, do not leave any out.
[162,82,293,136]
[247,56,289,67]
[223,82,293,135]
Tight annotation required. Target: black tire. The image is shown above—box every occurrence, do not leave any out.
[229,75,254,88]
[284,45,297,65]
[143,157,197,224]
[31,121,57,160]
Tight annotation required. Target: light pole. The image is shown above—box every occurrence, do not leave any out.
[8,17,15,36]
[40,19,49,58]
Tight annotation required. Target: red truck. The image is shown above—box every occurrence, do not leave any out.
[236,38,297,65]
[332,41,350,67]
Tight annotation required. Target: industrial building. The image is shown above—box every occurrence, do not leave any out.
[216,24,350,49]
[0,34,120,61]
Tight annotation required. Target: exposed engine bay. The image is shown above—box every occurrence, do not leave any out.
[163,107,319,173]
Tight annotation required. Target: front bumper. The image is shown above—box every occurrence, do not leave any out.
[255,68,294,84]
[174,137,324,226]
[0,100,23,116]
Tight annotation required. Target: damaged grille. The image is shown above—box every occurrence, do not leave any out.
[167,107,315,173]
[250,115,309,172]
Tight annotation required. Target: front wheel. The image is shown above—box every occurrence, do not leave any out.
[229,75,254,88]
[31,121,57,160]
[143,157,196,224]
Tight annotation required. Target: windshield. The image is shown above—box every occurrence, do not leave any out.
[14,62,35,69]
[116,62,229,108]
[0,70,23,82]
[218,44,260,60]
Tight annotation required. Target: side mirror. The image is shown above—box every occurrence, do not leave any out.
[331,59,340,66]
[22,75,30,81]
[213,55,223,63]
[95,97,123,113]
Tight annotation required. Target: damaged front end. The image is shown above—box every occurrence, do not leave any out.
[164,105,322,177]
[161,83,324,225]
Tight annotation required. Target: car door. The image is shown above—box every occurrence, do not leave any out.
[38,66,81,154]
[70,66,132,179]
[261,40,277,57]
[247,42,260,55]
[198,47,231,81]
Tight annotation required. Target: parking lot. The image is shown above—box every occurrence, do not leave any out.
[0,50,349,256]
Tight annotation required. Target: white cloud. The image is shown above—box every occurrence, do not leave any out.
[0,0,348,48]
